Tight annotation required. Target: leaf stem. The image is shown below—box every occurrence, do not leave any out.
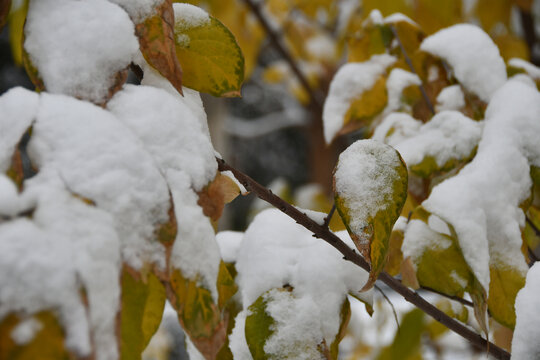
[323,203,336,228]
[375,284,400,332]
[217,157,510,360]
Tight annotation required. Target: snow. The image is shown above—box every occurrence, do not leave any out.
[216,231,244,263]
[28,93,171,271]
[229,310,252,360]
[383,68,421,115]
[0,178,121,360]
[294,207,327,226]
[436,85,466,112]
[420,24,506,102]
[402,219,452,266]
[512,263,540,360]
[221,170,248,195]
[24,0,139,104]
[421,78,539,290]
[0,87,39,172]
[383,13,418,26]
[509,58,540,79]
[231,209,371,359]
[333,139,404,246]
[108,0,161,24]
[0,175,21,218]
[305,34,336,62]
[173,3,210,30]
[168,171,220,301]
[10,317,43,345]
[323,55,396,143]
[107,84,216,191]
[394,110,482,170]
[372,112,422,147]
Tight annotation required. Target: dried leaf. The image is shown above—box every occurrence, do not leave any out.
[136,0,184,95]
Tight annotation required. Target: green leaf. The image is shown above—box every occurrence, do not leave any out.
[135,0,184,95]
[376,309,424,360]
[173,3,244,97]
[334,140,408,290]
[120,265,166,360]
[244,292,275,360]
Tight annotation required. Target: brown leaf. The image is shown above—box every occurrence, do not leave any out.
[198,172,242,222]
[136,0,183,95]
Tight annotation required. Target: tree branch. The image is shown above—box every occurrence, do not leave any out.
[389,25,435,115]
[217,157,510,360]
[241,0,324,113]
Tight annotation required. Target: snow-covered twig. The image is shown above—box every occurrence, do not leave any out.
[217,157,511,360]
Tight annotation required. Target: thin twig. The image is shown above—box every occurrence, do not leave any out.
[375,284,400,332]
[217,157,510,360]
[420,286,474,308]
[241,0,324,112]
[518,8,539,66]
[323,203,336,228]
[389,25,435,115]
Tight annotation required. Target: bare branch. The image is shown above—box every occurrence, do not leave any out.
[375,284,400,332]
[323,203,336,228]
[217,157,510,360]
[241,0,324,112]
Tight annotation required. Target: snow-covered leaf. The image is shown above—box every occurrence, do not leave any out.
[0,311,75,359]
[24,0,139,104]
[420,24,506,102]
[323,55,395,143]
[334,140,408,290]
[173,3,244,97]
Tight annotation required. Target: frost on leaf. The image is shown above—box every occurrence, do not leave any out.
[23,0,139,104]
[322,55,395,144]
[233,209,370,360]
[173,3,244,97]
[334,140,407,290]
[420,24,506,102]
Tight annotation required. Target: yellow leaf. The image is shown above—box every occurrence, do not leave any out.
[329,297,351,360]
[173,3,244,96]
[120,265,166,360]
[168,268,227,359]
[493,33,530,62]
[413,0,462,34]
[334,140,408,290]
[384,227,404,276]
[0,311,75,360]
[206,0,264,79]
[7,0,27,65]
[136,0,184,95]
[363,0,413,17]
[342,76,388,136]
[21,46,44,92]
[347,24,391,62]
[488,264,526,329]
[474,0,512,32]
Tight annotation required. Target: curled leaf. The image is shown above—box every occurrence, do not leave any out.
[334,139,408,290]
[135,0,184,95]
